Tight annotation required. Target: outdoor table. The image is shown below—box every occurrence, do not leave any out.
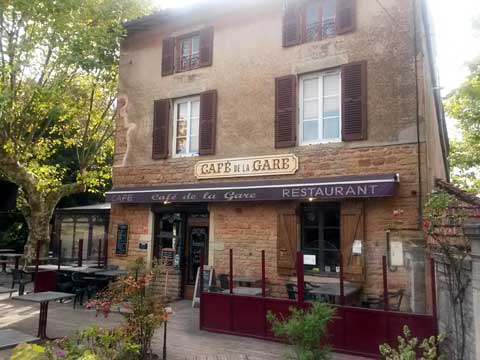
[222,287,262,296]
[28,265,99,274]
[0,286,16,296]
[0,253,23,270]
[0,249,14,253]
[0,329,39,350]
[94,269,128,277]
[309,282,362,304]
[233,276,262,287]
[13,291,74,340]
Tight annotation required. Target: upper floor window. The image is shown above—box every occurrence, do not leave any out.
[173,96,200,157]
[178,34,200,72]
[299,70,341,145]
[283,0,355,48]
[162,27,214,76]
[274,61,367,149]
[304,0,337,42]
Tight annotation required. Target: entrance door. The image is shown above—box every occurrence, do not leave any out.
[183,216,209,299]
[153,213,184,262]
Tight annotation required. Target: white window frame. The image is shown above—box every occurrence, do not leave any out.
[299,69,342,146]
[172,95,200,158]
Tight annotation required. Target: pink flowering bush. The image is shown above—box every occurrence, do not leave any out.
[86,258,167,359]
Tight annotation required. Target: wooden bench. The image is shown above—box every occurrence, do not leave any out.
[0,329,40,350]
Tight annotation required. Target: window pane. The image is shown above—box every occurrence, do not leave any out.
[192,35,200,54]
[303,120,319,142]
[190,115,199,135]
[306,2,321,26]
[323,74,339,96]
[323,117,340,139]
[190,114,199,154]
[303,78,318,99]
[178,102,188,120]
[324,228,340,251]
[177,120,187,137]
[181,39,190,56]
[304,228,319,249]
[324,208,340,227]
[190,135,198,153]
[323,96,340,118]
[303,211,318,226]
[191,100,200,118]
[323,0,336,19]
[176,137,187,154]
[303,99,318,120]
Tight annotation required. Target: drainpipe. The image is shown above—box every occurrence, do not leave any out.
[413,0,423,230]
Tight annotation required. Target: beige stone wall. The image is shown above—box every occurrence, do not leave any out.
[108,0,447,313]
[115,0,421,175]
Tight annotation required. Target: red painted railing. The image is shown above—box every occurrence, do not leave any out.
[200,250,438,358]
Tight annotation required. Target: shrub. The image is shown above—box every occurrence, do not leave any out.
[11,327,139,360]
[267,301,335,360]
[86,258,167,359]
[379,325,446,360]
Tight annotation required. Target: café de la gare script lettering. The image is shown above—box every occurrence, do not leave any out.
[194,154,298,179]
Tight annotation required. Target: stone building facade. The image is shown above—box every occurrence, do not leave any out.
[106,0,448,310]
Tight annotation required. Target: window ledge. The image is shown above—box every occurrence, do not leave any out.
[300,139,342,146]
[172,153,199,159]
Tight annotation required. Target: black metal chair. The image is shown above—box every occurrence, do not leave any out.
[71,272,91,308]
[10,269,32,296]
[56,272,74,293]
[218,274,230,290]
[285,283,317,301]
[363,289,405,311]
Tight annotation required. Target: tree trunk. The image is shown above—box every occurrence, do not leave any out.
[22,205,52,268]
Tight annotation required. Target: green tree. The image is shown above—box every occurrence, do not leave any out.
[445,57,480,194]
[0,0,151,262]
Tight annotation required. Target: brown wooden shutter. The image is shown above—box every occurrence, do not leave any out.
[283,3,302,47]
[277,209,298,276]
[199,90,217,155]
[341,200,365,282]
[161,37,175,76]
[152,99,170,159]
[275,75,297,148]
[336,0,356,35]
[199,26,214,67]
[341,61,367,141]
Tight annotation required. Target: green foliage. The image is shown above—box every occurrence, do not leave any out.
[267,301,335,360]
[87,258,167,359]
[445,57,480,195]
[379,325,446,360]
[0,211,28,251]
[0,0,152,258]
[11,327,139,360]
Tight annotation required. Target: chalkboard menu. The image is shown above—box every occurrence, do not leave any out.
[115,224,129,256]
[160,248,175,266]
[192,266,213,308]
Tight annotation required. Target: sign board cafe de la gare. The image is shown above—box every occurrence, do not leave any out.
[106,155,399,204]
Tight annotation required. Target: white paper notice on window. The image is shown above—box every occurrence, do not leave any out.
[352,240,362,255]
[304,254,316,265]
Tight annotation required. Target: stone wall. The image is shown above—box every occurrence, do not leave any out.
[107,204,152,269]
[435,257,474,360]
[151,266,182,303]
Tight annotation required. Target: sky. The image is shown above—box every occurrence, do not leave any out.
[156,0,480,136]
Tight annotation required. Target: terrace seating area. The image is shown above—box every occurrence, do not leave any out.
[0,272,366,359]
